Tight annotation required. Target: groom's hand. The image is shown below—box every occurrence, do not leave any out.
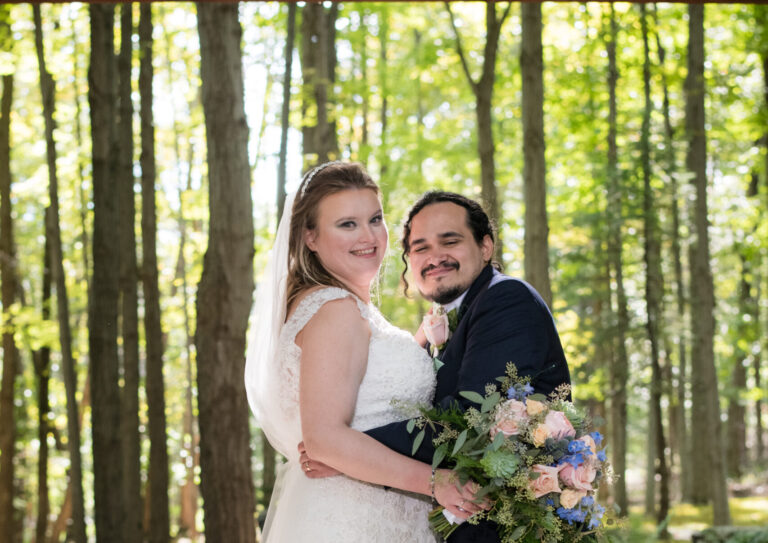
[297,441,341,479]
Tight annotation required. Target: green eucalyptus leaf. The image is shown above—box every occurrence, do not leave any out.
[411,429,425,456]
[452,429,468,455]
[459,390,486,405]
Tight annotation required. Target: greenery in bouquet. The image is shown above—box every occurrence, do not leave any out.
[408,363,613,543]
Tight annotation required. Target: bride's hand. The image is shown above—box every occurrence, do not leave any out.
[432,469,490,520]
[414,322,427,348]
[297,441,342,479]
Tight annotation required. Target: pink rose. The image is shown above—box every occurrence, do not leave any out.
[560,488,588,509]
[490,399,529,437]
[529,464,562,498]
[543,411,576,440]
[422,308,450,351]
[559,462,597,492]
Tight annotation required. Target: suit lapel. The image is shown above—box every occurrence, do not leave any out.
[456,264,494,325]
[434,265,495,396]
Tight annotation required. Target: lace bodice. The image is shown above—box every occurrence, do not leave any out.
[260,287,439,542]
[276,287,436,460]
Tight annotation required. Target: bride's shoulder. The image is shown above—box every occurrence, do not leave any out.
[289,287,370,347]
[286,286,362,322]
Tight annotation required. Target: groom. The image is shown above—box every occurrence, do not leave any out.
[305,191,571,542]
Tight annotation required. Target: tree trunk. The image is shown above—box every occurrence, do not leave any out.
[33,9,53,541]
[50,374,90,543]
[177,148,198,541]
[116,6,143,542]
[260,1,297,513]
[89,5,126,540]
[37,8,88,540]
[377,11,390,185]
[521,2,552,306]
[35,209,53,543]
[605,4,629,516]
[727,255,750,477]
[756,8,768,465]
[139,5,170,542]
[0,71,19,542]
[163,28,199,531]
[300,3,339,164]
[685,3,730,525]
[446,1,511,263]
[652,3,692,502]
[277,2,296,220]
[196,4,256,541]
[640,5,669,531]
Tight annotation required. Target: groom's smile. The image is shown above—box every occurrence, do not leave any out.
[407,202,493,305]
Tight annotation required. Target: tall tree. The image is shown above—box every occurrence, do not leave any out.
[176,144,198,539]
[116,6,143,541]
[33,8,53,542]
[89,5,126,540]
[604,3,629,515]
[301,3,339,163]
[0,70,18,542]
[521,2,552,306]
[277,2,296,220]
[639,4,669,531]
[261,1,298,511]
[685,3,730,524]
[755,3,768,466]
[652,2,692,502]
[35,209,53,543]
[196,4,256,541]
[161,23,199,535]
[36,6,87,540]
[446,1,511,262]
[139,4,171,542]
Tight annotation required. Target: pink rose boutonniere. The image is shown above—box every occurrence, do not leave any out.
[422,304,451,357]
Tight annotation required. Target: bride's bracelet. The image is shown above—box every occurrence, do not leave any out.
[430,468,436,502]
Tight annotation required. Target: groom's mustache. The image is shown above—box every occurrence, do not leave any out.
[421,261,459,278]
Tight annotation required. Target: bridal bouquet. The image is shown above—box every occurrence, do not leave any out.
[408,364,610,543]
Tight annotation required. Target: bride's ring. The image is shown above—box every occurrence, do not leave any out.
[303,461,311,472]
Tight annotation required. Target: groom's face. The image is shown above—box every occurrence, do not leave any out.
[407,202,493,305]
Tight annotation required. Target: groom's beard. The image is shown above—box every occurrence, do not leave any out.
[419,261,465,305]
[427,284,465,305]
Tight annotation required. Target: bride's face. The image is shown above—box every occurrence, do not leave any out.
[304,188,388,300]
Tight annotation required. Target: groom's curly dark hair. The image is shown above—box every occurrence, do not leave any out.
[400,191,499,296]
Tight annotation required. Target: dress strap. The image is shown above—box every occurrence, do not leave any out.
[283,287,369,341]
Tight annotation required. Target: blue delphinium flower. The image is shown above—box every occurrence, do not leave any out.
[559,451,585,468]
[506,382,535,400]
[589,431,603,446]
[568,440,590,455]
[597,450,607,462]
[522,383,534,397]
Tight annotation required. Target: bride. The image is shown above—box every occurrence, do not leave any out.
[245,162,483,542]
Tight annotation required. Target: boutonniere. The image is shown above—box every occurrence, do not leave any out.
[422,303,458,358]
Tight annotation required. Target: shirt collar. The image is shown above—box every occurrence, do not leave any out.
[442,289,468,313]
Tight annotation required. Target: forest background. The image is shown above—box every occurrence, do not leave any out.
[0,1,766,542]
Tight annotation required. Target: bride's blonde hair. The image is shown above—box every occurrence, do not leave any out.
[285,162,380,312]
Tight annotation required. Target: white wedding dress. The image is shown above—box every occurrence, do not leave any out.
[260,287,439,542]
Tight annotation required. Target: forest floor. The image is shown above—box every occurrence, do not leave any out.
[616,496,768,542]
[612,468,768,542]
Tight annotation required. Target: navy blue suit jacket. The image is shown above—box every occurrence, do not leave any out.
[366,265,571,542]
